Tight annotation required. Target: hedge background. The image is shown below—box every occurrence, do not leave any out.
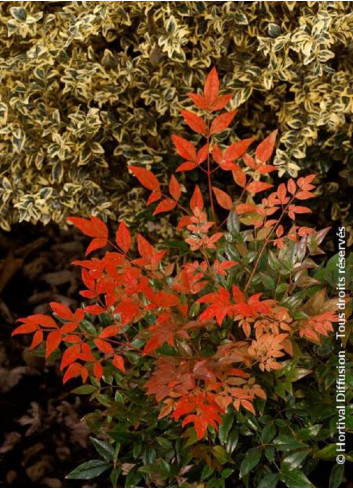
[1,1,352,243]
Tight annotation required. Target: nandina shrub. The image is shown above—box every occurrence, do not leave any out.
[13,69,351,488]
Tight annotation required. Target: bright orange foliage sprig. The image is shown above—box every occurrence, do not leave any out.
[13,68,338,440]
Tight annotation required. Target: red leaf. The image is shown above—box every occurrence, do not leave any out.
[255,130,278,163]
[224,138,255,161]
[212,187,233,210]
[94,338,114,354]
[153,199,177,216]
[176,162,197,172]
[93,361,103,381]
[12,323,38,336]
[296,191,315,200]
[99,325,120,338]
[187,92,208,110]
[20,314,57,328]
[243,153,256,169]
[61,344,80,370]
[211,93,233,111]
[257,164,277,174]
[46,331,62,358]
[146,190,162,205]
[29,330,43,349]
[236,204,258,214]
[204,67,219,107]
[129,166,160,191]
[113,355,125,373]
[190,185,204,212]
[181,110,207,135]
[292,206,312,214]
[177,216,193,229]
[116,221,131,253]
[169,175,181,201]
[287,179,297,195]
[63,362,82,384]
[137,234,155,257]
[197,144,209,164]
[246,181,273,194]
[50,302,74,321]
[172,135,197,161]
[84,304,106,315]
[232,169,246,188]
[86,238,107,256]
[67,216,108,239]
[210,110,237,135]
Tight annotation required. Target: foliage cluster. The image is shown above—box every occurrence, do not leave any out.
[12,68,353,488]
[1,1,353,244]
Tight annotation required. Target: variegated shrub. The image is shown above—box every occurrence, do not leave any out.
[1,1,353,243]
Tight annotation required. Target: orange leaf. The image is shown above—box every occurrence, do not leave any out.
[197,144,209,164]
[99,326,120,338]
[116,221,131,253]
[224,138,255,161]
[255,130,278,163]
[232,169,246,188]
[236,204,258,214]
[176,161,197,172]
[67,216,108,239]
[153,199,176,216]
[60,344,80,370]
[46,330,62,358]
[212,187,233,210]
[50,302,74,321]
[172,135,197,161]
[296,191,315,200]
[190,185,204,212]
[86,238,108,256]
[129,166,160,191]
[204,67,219,107]
[246,181,273,194]
[94,338,114,354]
[187,92,208,110]
[181,110,207,135]
[12,323,38,336]
[292,206,312,214]
[211,93,233,111]
[287,178,296,195]
[169,175,181,201]
[137,234,155,257]
[63,362,82,384]
[146,190,162,205]
[210,110,237,135]
[93,361,103,381]
[113,355,125,373]
[29,330,43,350]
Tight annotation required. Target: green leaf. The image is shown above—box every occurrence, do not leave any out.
[258,472,278,487]
[280,468,313,488]
[110,467,122,487]
[315,443,337,460]
[219,411,234,444]
[66,459,112,480]
[273,434,307,451]
[201,464,215,481]
[239,447,262,478]
[71,385,97,395]
[227,210,240,235]
[90,437,115,461]
[329,464,344,488]
[282,449,311,469]
[260,422,276,443]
